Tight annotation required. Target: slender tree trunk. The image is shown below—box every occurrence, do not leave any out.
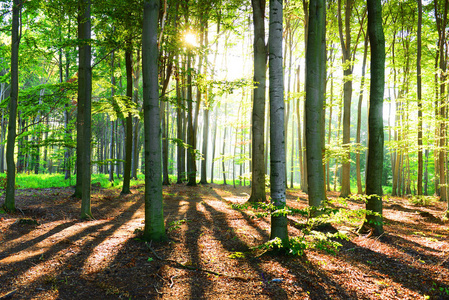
[338,0,353,198]
[296,66,304,191]
[306,0,326,210]
[5,0,21,212]
[362,0,385,236]
[269,0,288,244]
[222,104,228,185]
[142,0,166,241]
[121,46,133,194]
[248,0,267,203]
[210,112,218,183]
[186,49,197,186]
[417,0,423,195]
[356,34,369,195]
[132,50,141,180]
[78,0,93,219]
[109,52,115,182]
[176,58,185,183]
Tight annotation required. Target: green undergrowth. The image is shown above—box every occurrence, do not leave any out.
[0,173,144,190]
[230,199,380,256]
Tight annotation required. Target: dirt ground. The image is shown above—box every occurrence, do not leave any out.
[0,183,448,299]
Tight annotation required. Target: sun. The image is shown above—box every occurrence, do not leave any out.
[184,32,198,47]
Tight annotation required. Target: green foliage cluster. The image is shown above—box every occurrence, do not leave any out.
[409,195,438,207]
[230,200,359,256]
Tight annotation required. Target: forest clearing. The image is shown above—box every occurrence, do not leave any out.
[0,182,448,300]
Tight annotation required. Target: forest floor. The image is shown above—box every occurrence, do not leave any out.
[0,183,448,300]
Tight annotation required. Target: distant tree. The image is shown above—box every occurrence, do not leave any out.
[362,0,385,236]
[142,0,166,241]
[269,0,288,244]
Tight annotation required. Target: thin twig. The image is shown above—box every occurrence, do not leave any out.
[169,275,177,288]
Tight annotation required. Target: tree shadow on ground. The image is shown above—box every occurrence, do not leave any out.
[0,195,143,299]
[338,237,449,299]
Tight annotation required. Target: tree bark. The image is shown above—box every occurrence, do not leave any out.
[142,0,166,242]
[269,0,288,244]
[362,0,385,236]
[5,0,21,212]
[121,46,133,194]
[248,0,267,203]
[356,34,369,195]
[338,0,353,198]
[417,0,423,195]
[186,49,197,186]
[305,0,326,210]
[78,0,93,219]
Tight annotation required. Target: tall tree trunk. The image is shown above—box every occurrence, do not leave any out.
[186,49,197,186]
[436,0,449,203]
[338,0,353,198]
[109,51,115,182]
[121,46,133,194]
[176,58,185,183]
[64,42,72,180]
[78,0,93,219]
[306,0,326,209]
[248,0,267,203]
[269,0,288,244]
[5,0,21,212]
[417,0,423,195]
[210,111,218,183]
[132,50,141,180]
[200,107,209,184]
[142,0,166,241]
[356,34,369,195]
[200,24,210,185]
[296,66,304,191]
[222,104,228,185]
[362,0,385,236]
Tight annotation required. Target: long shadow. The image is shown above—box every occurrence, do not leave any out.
[206,189,369,299]
[384,232,446,258]
[338,237,449,299]
[90,184,212,299]
[0,199,143,298]
[0,220,78,259]
[200,200,289,299]
[276,253,357,300]
[384,217,448,242]
[379,233,449,273]
[207,188,270,243]
[183,186,213,300]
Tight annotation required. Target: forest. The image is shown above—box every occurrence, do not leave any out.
[0,0,448,299]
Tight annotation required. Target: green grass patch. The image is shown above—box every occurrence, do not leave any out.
[0,173,145,190]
